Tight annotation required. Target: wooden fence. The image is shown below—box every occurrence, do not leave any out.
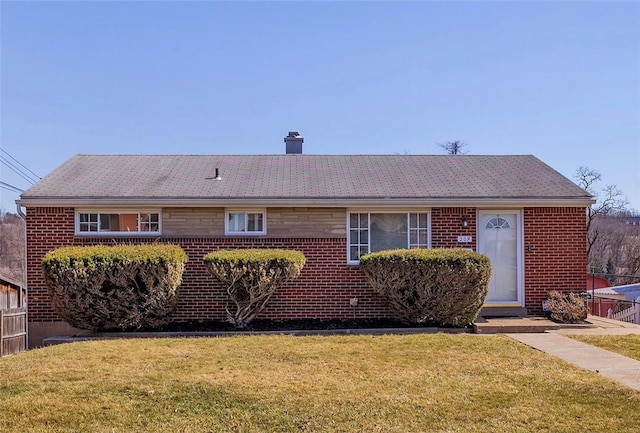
[1,284,22,310]
[1,307,27,357]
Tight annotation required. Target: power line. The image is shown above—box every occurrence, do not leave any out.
[0,153,40,183]
[0,155,40,185]
[0,149,41,181]
[0,181,24,193]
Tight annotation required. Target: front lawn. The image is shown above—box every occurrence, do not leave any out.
[568,334,640,361]
[1,334,638,432]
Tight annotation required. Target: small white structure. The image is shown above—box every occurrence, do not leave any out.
[593,283,640,302]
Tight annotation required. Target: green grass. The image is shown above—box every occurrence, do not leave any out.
[568,334,640,361]
[1,334,639,432]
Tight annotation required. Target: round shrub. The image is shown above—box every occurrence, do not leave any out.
[546,291,588,323]
[203,249,306,328]
[359,248,491,327]
[42,244,188,331]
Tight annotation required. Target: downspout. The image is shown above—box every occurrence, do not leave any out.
[16,203,26,219]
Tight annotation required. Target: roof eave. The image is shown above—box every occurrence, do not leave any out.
[0,273,24,288]
[17,196,596,208]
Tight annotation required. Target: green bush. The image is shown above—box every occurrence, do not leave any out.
[203,249,306,328]
[42,244,188,331]
[546,291,588,324]
[359,248,491,327]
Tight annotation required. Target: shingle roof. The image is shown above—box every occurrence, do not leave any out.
[18,154,593,206]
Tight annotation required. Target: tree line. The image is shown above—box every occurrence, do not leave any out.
[575,167,639,284]
[0,210,25,283]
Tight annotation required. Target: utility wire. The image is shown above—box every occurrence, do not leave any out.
[0,149,41,181]
[0,181,24,193]
[1,155,40,185]
[0,154,40,184]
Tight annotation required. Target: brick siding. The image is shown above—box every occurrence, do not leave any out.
[26,206,588,324]
[25,207,383,323]
[523,207,587,314]
[431,207,477,249]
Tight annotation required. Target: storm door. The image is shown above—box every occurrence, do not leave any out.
[478,211,522,304]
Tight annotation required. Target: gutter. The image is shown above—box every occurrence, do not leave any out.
[16,196,596,208]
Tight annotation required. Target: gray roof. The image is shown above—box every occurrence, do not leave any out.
[18,154,593,207]
[594,283,640,301]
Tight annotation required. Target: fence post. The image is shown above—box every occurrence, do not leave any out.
[598,298,602,317]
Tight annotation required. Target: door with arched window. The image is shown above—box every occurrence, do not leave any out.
[478,211,523,305]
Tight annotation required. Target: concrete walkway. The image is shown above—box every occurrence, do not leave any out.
[555,314,640,335]
[508,315,640,392]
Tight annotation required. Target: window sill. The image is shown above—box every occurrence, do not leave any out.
[225,232,267,236]
[75,232,161,237]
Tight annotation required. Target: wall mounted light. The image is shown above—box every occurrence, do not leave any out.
[461,215,469,228]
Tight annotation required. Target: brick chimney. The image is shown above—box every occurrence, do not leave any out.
[284,131,303,154]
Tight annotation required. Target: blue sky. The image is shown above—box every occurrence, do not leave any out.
[1,1,639,213]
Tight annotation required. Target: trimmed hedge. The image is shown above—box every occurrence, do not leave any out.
[359,248,491,327]
[203,249,306,328]
[42,244,188,331]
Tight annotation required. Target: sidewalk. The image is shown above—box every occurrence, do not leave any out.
[508,315,640,392]
[555,314,640,335]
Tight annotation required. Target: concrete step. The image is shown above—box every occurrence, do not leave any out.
[473,316,560,334]
[478,306,529,318]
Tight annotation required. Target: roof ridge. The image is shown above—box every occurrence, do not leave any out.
[75,154,536,157]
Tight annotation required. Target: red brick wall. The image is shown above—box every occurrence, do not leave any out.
[25,207,385,323]
[160,238,385,321]
[523,207,587,314]
[25,205,588,323]
[26,207,75,321]
[431,207,477,250]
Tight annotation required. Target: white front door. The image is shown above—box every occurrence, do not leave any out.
[478,211,522,305]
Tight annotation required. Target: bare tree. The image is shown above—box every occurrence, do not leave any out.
[0,210,25,283]
[575,167,628,261]
[437,140,468,155]
[625,236,640,278]
[588,213,640,283]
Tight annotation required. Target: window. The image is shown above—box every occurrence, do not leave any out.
[225,210,266,235]
[485,217,510,229]
[348,212,429,263]
[76,211,160,235]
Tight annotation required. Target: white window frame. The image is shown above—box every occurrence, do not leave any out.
[75,210,161,236]
[225,209,267,235]
[347,210,431,264]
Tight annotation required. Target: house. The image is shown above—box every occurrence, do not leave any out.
[586,274,611,290]
[17,132,594,346]
[623,216,640,226]
[0,274,24,310]
[590,283,640,320]
[586,274,614,317]
[592,283,640,302]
